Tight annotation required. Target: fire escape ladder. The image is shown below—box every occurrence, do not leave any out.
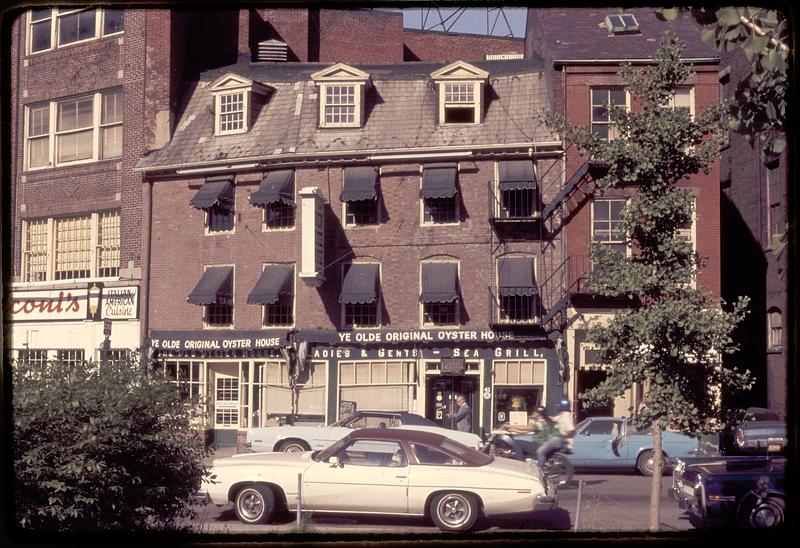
[542,160,608,222]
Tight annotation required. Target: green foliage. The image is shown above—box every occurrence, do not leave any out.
[543,34,752,435]
[656,7,787,156]
[12,356,212,532]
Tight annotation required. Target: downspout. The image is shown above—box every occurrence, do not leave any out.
[140,177,153,374]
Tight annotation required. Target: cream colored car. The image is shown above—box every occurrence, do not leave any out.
[206,428,557,532]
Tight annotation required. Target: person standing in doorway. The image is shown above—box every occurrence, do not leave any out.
[446,394,472,433]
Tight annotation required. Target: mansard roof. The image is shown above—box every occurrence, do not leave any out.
[137,58,556,171]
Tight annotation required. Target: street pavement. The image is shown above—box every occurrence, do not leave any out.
[191,470,695,536]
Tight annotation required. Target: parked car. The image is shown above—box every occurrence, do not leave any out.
[246,410,482,453]
[669,455,786,528]
[513,416,698,476]
[207,428,558,531]
[720,407,787,456]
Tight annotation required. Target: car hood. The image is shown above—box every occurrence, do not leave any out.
[738,421,786,435]
[685,457,786,478]
[212,450,315,468]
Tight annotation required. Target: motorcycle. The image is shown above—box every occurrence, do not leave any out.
[482,430,574,485]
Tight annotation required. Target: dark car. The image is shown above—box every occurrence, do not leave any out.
[721,407,787,456]
[670,455,786,528]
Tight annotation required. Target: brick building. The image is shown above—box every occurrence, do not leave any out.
[136,57,565,445]
[526,8,723,421]
[5,7,528,445]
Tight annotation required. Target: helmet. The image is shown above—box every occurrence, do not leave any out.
[534,405,547,415]
[559,399,571,412]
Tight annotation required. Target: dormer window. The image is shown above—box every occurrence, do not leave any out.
[311,63,371,129]
[209,72,270,136]
[604,13,639,34]
[430,61,489,126]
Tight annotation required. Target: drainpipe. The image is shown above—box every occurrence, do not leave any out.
[140,178,153,375]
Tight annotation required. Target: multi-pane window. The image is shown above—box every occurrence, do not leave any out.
[768,309,782,348]
[500,189,537,219]
[23,212,120,282]
[24,218,48,282]
[499,295,535,323]
[218,92,245,133]
[163,361,206,401]
[105,349,131,367]
[265,297,294,326]
[443,82,477,124]
[205,302,233,326]
[265,201,295,229]
[26,89,123,169]
[592,199,627,254]
[28,8,123,54]
[345,199,378,226]
[345,302,378,328]
[423,302,457,326]
[16,349,49,367]
[208,203,235,232]
[591,88,627,140]
[97,211,120,277]
[676,199,696,251]
[665,88,693,116]
[767,165,783,245]
[324,85,356,126]
[423,197,458,224]
[56,349,84,366]
[54,215,92,280]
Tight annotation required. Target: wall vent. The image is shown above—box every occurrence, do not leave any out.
[485,52,524,60]
[258,39,288,62]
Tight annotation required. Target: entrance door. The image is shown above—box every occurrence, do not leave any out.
[213,368,240,446]
[425,376,478,434]
[575,370,614,422]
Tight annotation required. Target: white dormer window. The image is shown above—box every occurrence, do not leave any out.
[209,72,270,136]
[311,63,371,129]
[430,60,489,126]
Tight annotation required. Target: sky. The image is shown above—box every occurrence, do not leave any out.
[393,7,528,38]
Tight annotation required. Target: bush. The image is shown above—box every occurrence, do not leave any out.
[12,357,211,532]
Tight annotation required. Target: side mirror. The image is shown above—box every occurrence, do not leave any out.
[328,456,343,468]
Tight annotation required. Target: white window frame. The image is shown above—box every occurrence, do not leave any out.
[590,198,630,256]
[767,309,782,349]
[27,8,124,56]
[24,89,123,171]
[319,83,363,128]
[343,170,381,228]
[419,259,461,328]
[262,180,296,232]
[419,165,460,227]
[665,87,695,118]
[21,211,121,284]
[215,90,249,136]
[341,262,382,329]
[202,264,235,330]
[495,255,539,325]
[204,195,236,236]
[261,263,296,329]
[440,81,480,125]
[590,87,630,141]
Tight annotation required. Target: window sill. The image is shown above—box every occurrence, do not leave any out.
[767,346,783,355]
[263,226,296,232]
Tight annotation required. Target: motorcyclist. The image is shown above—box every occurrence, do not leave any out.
[498,405,555,463]
[536,399,576,467]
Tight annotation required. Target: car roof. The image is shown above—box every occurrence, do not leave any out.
[349,427,447,444]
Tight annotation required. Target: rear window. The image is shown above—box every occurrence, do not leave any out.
[438,439,493,466]
[748,409,780,421]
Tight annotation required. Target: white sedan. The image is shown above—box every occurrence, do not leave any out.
[246,410,482,452]
[207,428,558,532]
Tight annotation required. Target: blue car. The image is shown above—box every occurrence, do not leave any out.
[516,416,700,476]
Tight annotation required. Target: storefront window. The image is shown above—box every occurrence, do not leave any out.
[492,386,542,428]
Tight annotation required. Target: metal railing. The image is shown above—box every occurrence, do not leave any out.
[488,286,543,326]
[487,184,542,222]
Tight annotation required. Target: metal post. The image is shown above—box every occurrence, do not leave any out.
[573,479,584,532]
[296,473,302,527]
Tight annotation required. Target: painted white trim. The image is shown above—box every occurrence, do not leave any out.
[260,262,296,329]
[340,261,382,329]
[419,259,461,328]
[201,263,236,330]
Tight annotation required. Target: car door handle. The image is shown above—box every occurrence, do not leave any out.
[396,475,407,479]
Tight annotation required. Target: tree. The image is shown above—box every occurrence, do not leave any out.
[657,6,788,157]
[12,355,211,533]
[542,34,752,531]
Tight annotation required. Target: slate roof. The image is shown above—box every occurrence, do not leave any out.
[529,7,718,62]
[137,58,558,171]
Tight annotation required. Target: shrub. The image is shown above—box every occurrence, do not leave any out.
[12,356,211,532]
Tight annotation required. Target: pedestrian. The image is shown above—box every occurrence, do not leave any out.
[446,394,472,433]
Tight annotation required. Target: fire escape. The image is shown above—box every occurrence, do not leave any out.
[487,153,608,338]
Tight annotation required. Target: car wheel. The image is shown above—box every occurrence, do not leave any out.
[278,439,310,453]
[544,454,574,484]
[234,484,275,525]
[430,492,479,532]
[637,450,656,476]
[744,497,785,528]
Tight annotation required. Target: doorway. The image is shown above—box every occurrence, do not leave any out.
[425,375,479,434]
[575,369,614,422]
[209,362,240,446]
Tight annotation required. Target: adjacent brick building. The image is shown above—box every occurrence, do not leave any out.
[526,8,724,420]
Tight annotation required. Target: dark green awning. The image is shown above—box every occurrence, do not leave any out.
[190,176,234,209]
[341,166,378,202]
[420,262,459,303]
[247,265,294,304]
[250,170,294,206]
[187,266,233,305]
[339,264,379,304]
[498,257,537,297]
[498,160,537,191]
[421,163,458,199]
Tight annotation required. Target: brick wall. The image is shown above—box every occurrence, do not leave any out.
[402,29,523,62]
[148,157,561,333]
[249,8,310,62]
[560,64,722,299]
[317,9,404,63]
